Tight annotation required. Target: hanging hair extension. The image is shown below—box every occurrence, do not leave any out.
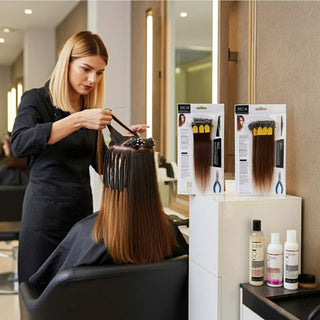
[192,118,213,192]
[248,121,275,193]
[92,130,177,264]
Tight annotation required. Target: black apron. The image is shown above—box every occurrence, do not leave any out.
[11,84,103,283]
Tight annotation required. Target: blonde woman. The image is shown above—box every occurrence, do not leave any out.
[11,31,146,283]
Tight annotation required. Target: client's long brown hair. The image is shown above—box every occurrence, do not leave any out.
[92,134,177,264]
[248,121,275,193]
[192,119,212,192]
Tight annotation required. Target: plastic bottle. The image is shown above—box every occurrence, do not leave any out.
[249,219,264,286]
[284,229,299,290]
[267,233,283,287]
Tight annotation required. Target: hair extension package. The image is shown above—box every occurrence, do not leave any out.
[235,104,286,196]
[177,103,224,194]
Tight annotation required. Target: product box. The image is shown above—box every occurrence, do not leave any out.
[235,104,286,195]
[177,103,224,194]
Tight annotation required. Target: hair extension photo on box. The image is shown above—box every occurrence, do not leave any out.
[192,118,213,192]
[248,120,275,193]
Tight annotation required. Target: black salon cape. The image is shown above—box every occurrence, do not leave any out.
[28,212,188,293]
[11,82,106,283]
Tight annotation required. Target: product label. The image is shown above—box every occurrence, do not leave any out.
[267,253,283,285]
[284,250,299,283]
[178,104,191,113]
[235,105,249,114]
[250,241,264,282]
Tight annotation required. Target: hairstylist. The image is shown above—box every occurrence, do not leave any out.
[11,31,146,283]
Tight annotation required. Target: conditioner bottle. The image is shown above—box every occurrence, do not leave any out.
[267,233,283,287]
[249,219,264,286]
[284,229,299,290]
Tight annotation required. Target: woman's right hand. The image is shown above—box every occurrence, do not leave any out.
[79,109,112,130]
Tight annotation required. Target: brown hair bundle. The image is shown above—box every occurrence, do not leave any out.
[192,119,213,192]
[92,129,177,264]
[248,121,275,193]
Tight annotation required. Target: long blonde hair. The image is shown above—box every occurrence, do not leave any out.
[92,135,177,264]
[49,31,108,112]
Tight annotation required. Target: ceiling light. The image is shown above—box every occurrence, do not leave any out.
[24,9,33,15]
[180,12,188,18]
[0,38,5,43]
[3,27,10,33]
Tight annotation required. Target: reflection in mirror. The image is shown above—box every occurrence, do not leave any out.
[167,1,213,216]
[175,49,212,105]
[174,0,213,133]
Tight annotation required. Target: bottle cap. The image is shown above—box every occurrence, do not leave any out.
[271,232,280,244]
[287,229,297,242]
[252,219,261,231]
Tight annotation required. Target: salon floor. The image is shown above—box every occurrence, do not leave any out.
[0,240,20,320]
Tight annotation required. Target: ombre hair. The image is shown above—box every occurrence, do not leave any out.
[92,132,177,264]
[192,119,213,192]
[248,121,275,193]
[49,31,108,112]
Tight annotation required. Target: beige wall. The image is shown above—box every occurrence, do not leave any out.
[220,1,248,173]
[11,51,23,86]
[56,1,87,56]
[176,56,212,104]
[0,66,11,138]
[0,52,23,138]
[256,1,320,279]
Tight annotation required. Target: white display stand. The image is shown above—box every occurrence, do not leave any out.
[189,189,301,320]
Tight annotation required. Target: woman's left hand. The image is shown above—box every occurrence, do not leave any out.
[129,124,149,134]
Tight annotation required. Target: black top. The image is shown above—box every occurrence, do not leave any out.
[10,82,106,283]
[11,83,104,199]
[29,212,189,293]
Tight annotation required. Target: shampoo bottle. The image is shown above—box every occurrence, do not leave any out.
[249,219,264,286]
[267,233,283,287]
[284,229,299,290]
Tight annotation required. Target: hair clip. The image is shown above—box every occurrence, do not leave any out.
[192,118,213,134]
[124,137,144,150]
[248,120,275,136]
[144,138,155,149]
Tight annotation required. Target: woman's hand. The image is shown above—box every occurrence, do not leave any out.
[79,109,112,130]
[129,124,149,134]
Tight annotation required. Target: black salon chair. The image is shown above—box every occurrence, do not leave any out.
[19,255,189,320]
[0,185,26,294]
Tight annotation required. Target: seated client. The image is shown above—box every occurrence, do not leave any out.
[28,125,188,292]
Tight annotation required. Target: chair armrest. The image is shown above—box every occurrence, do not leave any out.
[20,282,42,307]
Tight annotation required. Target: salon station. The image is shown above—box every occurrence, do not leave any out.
[0,1,320,320]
